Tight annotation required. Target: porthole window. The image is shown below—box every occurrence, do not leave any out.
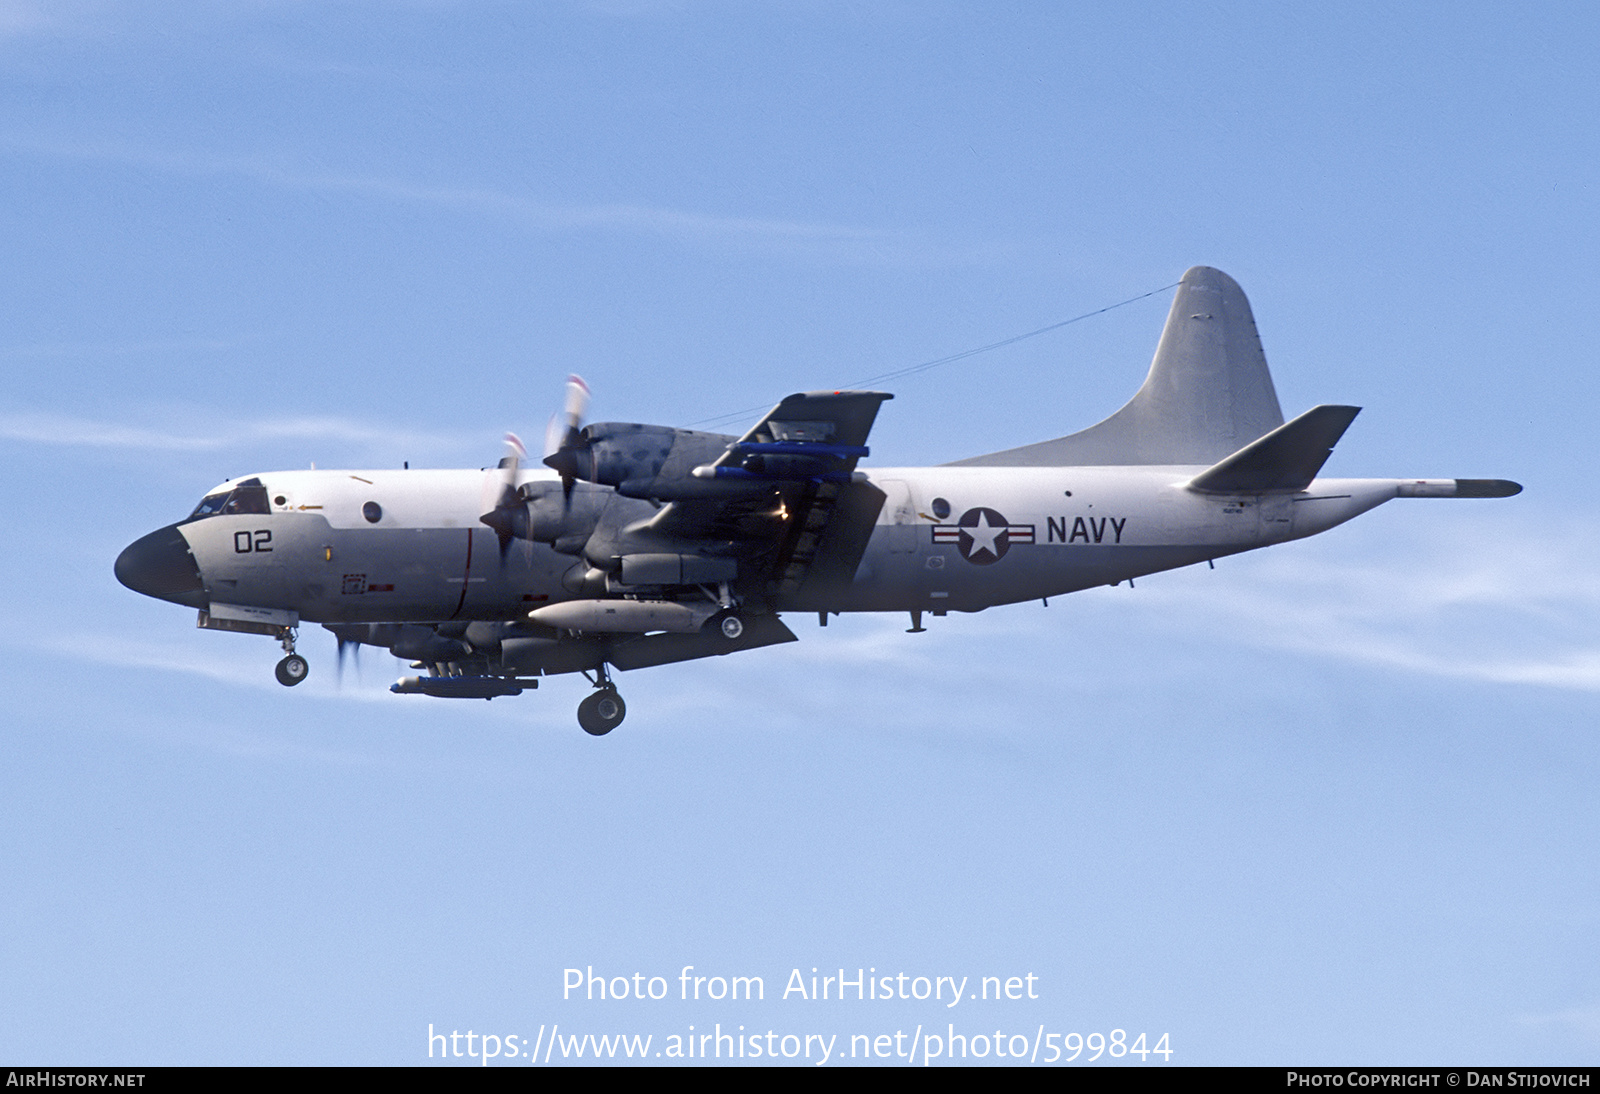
[274,495,287,507]
[931,497,951,520]
[362,501,382,523]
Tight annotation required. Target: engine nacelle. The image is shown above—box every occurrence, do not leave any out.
[520,481,609,545]
[578,424,734,496]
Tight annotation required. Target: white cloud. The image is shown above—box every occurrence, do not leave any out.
[0,407,470,456]
[0,0,51,37]
[0,335,240,360]
[1070,511,1600,693]
[0,133,929,262]
[1517,1003,1600,1042]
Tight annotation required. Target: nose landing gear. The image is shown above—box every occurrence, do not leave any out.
[275,627,308,687]
[577,663,626,735]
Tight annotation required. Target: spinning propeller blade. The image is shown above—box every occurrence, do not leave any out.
[481,377,590,553]
[336,636,360,686]
[542,375,591,507]
[489,432,527,562]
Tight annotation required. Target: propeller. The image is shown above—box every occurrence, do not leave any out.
[542,374,592,508]
[485,431,527,562]
[480,376,589,554]
[499,431,526,497]
[328,623,368,688]
[336,635,360,686]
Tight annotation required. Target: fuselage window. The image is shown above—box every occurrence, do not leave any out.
[363,501,382,523]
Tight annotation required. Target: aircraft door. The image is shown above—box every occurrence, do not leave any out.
[867,478,926,607]
[877,479,921,554]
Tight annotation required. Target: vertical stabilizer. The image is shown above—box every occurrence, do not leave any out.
[949,267,1286,466]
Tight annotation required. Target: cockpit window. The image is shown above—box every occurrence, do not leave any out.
[186,478,271,520]
[223,483,271,515]
[189,492,231,519]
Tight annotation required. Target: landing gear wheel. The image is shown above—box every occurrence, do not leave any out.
[275,654,309,687]
[707,609,744,640]
[578,688,626,736]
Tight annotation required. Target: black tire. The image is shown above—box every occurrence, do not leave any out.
[577,688,626,736]
[275,654,309,687]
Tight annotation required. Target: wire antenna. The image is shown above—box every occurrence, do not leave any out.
[691,281,1180,430]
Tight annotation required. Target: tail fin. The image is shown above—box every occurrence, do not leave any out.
[949,266,1285,466]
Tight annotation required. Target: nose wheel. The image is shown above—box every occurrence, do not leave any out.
[275,654,309,686]
[274,627,308,686]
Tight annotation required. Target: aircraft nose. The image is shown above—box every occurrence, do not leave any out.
[115,524,206,608]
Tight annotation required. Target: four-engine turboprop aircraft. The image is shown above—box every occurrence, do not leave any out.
[115,267,1520,734]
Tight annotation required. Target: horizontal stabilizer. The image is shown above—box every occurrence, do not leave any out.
[1188,405,1361,494]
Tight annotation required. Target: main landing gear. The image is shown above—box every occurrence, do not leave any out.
[571,596,744,735]
[275,627,308,687]
[705,582,744,640]
[707,607,745,640]
[577,662,626,736]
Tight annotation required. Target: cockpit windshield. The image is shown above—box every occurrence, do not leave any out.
[186,478,271,521]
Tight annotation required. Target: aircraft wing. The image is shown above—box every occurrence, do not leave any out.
[711,389,893,475]
[634,390,893,608]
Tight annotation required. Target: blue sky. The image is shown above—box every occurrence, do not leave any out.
[2,0,1597,1066]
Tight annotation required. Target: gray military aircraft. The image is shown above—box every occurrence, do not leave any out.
[115,267,1520,734]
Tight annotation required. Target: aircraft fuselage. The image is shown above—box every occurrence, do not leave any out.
[128,465,1405,625]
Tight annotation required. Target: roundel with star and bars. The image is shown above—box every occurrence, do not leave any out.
[930,507,1036,565]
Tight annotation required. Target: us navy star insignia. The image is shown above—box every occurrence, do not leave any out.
[931,507,1036,564]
